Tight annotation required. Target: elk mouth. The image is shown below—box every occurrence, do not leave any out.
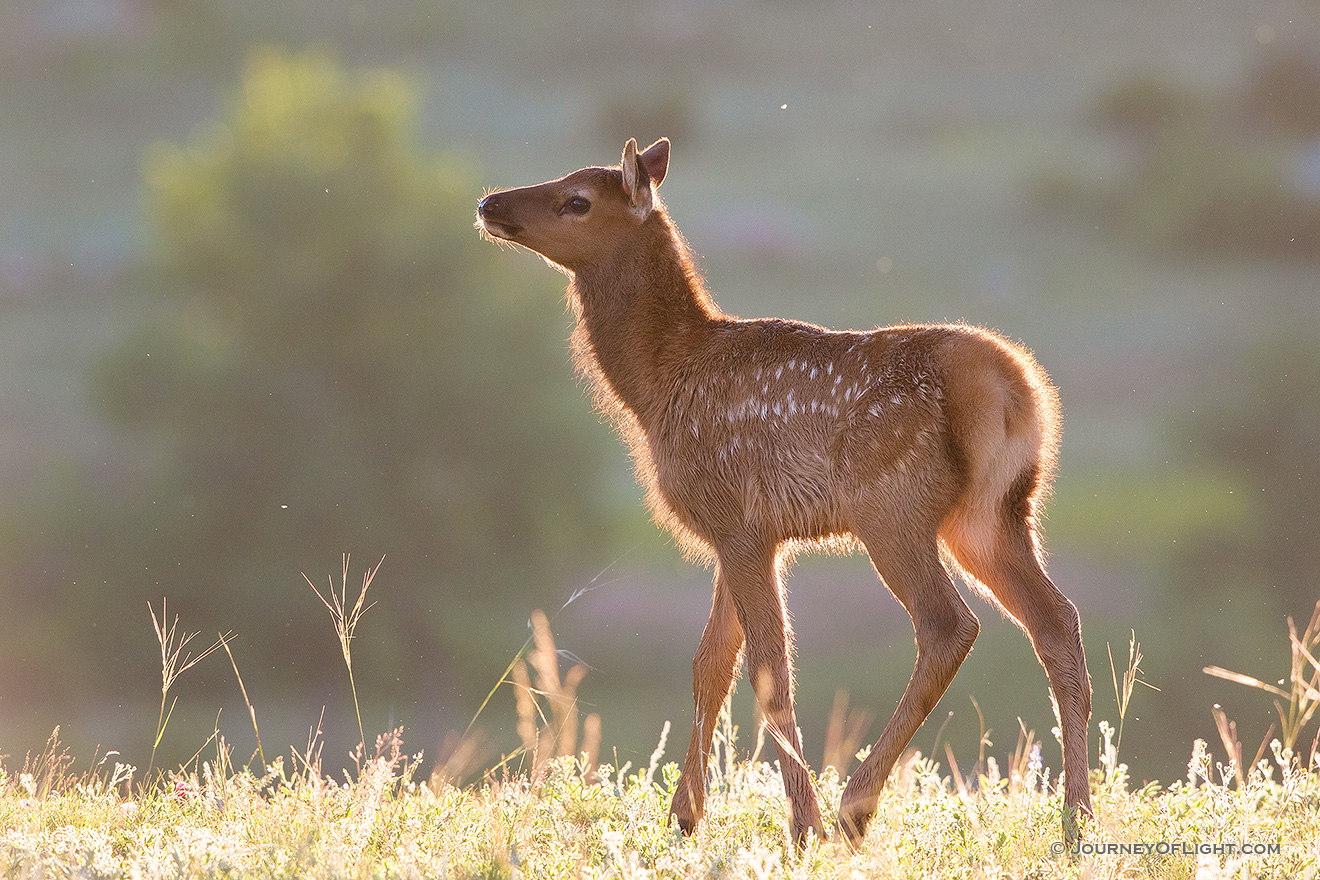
[476,216,522,242]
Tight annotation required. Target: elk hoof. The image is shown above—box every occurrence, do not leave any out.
[781,796,823,854]
[667,796,698,837]
[836,804,873,851]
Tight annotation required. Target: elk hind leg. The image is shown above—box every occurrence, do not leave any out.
[942,470,1093,843]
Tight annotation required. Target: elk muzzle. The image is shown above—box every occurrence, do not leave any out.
[476,193,521,240]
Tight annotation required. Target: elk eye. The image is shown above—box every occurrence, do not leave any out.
[563,197,591,215]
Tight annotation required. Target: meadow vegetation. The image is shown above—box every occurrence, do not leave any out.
[4,722,1318,879]
[3,588,1317,879]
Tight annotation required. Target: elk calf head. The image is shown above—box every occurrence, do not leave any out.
[477,138,670,272]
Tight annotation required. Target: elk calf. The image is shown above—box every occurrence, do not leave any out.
[477,138,1092,848]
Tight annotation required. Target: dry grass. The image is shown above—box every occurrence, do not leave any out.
[2,716,1318,879]
[146,599,232,784]
[305,554,384,753]
[2,590,1319,878]
[506,608,602,781]
[1204,600,1320,783]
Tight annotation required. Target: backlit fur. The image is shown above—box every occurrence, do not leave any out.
[477,139,1091,849]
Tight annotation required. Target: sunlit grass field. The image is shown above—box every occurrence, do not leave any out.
[3,718,1317,878]
[3,577,1318,879]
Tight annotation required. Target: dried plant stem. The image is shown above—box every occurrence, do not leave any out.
[1204,600,1320,760]
[305,554,383,751]
[498,608,598,778]
[1108,630,1160,756]
[222,637,264,769]
[146,599,231,783]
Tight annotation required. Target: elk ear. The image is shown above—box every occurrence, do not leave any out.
[620,137,653,219]
[639,138,670,187]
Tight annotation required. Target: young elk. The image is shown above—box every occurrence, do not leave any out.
[476,138,1092,848]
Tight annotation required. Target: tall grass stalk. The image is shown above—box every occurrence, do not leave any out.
[1107,629,1159,756]
[460,550,635,745]
[1209,598,1320,786]
[505,609,601,778]
[820,688,873,776]
[305,554,382,753]
[146,599,231,783]
[433,602,603,788]
[1204,600,1320,767]
[221,636,264,769]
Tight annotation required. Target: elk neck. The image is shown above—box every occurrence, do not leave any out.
[569,208,722,424]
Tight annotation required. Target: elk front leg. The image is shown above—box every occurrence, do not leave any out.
[723,542,826,847]
[670,573,744,834]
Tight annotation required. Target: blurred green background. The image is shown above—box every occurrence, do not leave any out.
[1,0,1317,787]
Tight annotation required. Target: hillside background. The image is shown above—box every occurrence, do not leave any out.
[1,0,1318,787]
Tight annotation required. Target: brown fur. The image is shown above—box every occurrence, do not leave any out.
[477,138,1092,848]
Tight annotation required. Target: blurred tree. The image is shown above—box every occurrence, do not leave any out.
[76,49,626,702]
[1037,62,1320,258]
[1092,70,1203,143]
[1245,48,1320,140]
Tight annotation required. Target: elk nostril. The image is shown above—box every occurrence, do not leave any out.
[478,194,502,217]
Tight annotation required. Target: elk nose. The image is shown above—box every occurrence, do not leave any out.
[478,193,503,218]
